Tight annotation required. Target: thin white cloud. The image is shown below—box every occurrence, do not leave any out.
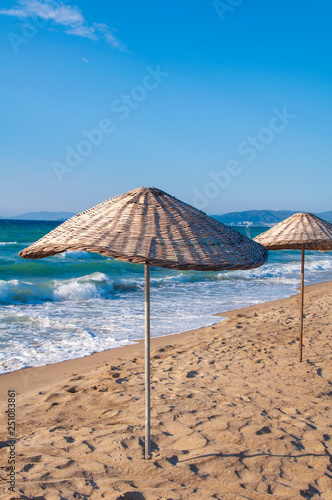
[66,24,96,40]
[81,57,89,63]
[0,0,125,49]
[93,22,124,49]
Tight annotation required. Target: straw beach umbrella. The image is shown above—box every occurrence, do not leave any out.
[254,212,332,362]
[20,186,268,458]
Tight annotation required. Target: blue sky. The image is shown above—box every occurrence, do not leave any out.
[0,0,331,217]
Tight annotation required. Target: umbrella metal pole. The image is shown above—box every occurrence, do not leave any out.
[144,263,151,459]
[299,244,305,362]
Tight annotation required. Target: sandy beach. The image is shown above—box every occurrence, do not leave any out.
[0,281,331,499]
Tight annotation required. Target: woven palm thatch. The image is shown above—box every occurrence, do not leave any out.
[254,212,332,251]
[254,211,332,363]
[19,187,267,270]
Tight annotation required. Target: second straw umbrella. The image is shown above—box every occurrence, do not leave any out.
[254,212,332,361]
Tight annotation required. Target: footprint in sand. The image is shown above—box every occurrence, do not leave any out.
[45,402,59,412]
[92,384,109,392]
[44,392,61,402]
[64,436,75,443]
[49,425,67,432]
[82,440,95,452]
[55,459,75,470]
[256,426,272,435]
[21,463,35,472]
[65,386,81,393]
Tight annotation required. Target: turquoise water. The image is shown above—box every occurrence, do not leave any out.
[1,220,332,374]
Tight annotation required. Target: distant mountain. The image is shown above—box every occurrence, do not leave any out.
[318,211,332,223]
[212,210,332,226]
[2,209,332,225]
[4,211,76,221]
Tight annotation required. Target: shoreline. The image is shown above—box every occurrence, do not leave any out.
[0,279,330,398]
[0,279,331,498]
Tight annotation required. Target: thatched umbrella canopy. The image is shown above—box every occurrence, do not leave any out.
[254,212,332,361]
[19,187,268,270]
[20,186,268,458]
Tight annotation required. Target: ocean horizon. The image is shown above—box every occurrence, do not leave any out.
[1,219,332,375]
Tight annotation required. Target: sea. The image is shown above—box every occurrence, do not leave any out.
[1,220,332,374]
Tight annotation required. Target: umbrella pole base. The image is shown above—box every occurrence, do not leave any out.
[143,437,151,460]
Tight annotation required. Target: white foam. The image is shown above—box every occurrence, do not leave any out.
[54,280,100,301]
[1,251,332,374]
[0,273,115,304]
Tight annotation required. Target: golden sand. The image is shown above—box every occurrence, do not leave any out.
[0,282,331,499]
